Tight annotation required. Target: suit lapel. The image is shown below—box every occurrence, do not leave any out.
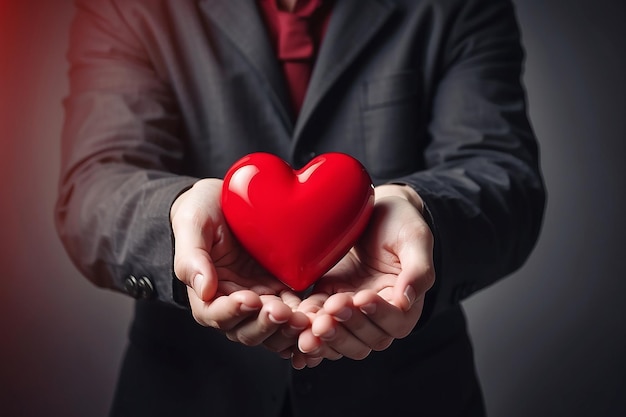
[293,0,397,142]
[198,0,397,143]
[198,0,293,131]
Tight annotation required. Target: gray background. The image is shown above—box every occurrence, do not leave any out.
[1,0,623,416]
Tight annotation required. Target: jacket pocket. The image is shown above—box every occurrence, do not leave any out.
[361,70,424,179]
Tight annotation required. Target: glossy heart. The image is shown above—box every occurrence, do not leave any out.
[222,152,374,291]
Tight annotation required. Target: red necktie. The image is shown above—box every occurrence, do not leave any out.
[276,0,322,116]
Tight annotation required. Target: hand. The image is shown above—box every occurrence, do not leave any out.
[295,184,435,366]
[170,178,309,350]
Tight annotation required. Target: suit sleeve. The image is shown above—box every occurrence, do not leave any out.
[54,0,196,306]
[394,0,546,321]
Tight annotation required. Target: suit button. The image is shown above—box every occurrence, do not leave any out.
[125,275,155,299]
[124,275,140,298]
[137,276,155,299]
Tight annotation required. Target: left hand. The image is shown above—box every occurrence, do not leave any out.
[292,184,436,368]
[171,179,309,349]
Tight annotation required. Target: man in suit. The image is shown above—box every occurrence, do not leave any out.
[55,0,546,416]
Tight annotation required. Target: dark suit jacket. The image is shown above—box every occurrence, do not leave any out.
[55,0,546,416]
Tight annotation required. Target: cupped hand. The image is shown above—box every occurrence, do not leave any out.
[170,178,308,349]
[295,184,436,366]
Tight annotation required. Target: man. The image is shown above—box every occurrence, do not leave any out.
[55,0,546,415]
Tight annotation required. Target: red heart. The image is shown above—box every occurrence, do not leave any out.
[222,152,374,291]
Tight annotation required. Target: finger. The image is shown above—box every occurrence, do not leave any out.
[297,327,322,354]
[311,312,372,360]
[225,295,296,346]
[354,290,424,339]
[263,307,310,353]
[304,357,324,368]
[188,288,261,330]
[292,336,342,368]
[279,290,305,311]
[296,292,328,315]
[322,293,394,352]
[278,348,293,360]
[291,350,307,370]
[263,323,307,354]
[282,311,311,338]
[294,345,324,369]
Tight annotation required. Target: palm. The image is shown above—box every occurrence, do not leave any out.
[307,194,431,310]
[312,240,401,303]
[210,224,289,297]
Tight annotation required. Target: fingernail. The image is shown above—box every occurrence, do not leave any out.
[360,303,376,315]
[334,307,352,322]
[404,285,416,307]
[269,313,288,324]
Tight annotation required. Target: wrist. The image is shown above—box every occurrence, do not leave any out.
[374,184,424,214]
[170,178,223,222]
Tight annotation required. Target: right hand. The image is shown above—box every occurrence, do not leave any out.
[289,185,435,368]
[170,178,309,349]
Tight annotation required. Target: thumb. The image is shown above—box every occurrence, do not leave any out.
[392,225,435,312]
[170,181,223,302]
[172,219,219,301]
[174,248,218,302]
